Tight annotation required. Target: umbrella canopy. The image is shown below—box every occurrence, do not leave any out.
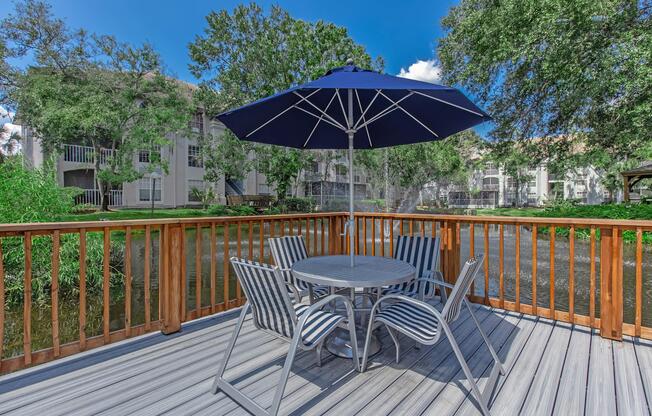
[217,63,490,149]
[216,62,490,266]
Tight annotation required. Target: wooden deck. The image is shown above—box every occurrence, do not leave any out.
[1,302,651,416]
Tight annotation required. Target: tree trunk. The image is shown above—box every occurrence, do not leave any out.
[93,143,110,212]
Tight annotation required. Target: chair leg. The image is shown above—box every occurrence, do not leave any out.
[269,332,302,416]
[386,326,400,363]
[212,303,249,394]
[441,322,492,416]
[465,300,506,374]
[315,341,323,367]
[361,309,378,372]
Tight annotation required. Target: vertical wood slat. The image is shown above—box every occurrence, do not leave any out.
[180,225,186,321]
[589,227,596,326]
[158,228,163,325]
[259,220,264,263]
[600,227,623,340]
[635,227,643,337]
[483,223,489,304]
[102,228,110,344]
[236,222,242,301]
[269,221,275,264]
[514,225,520,312]
[313,217,318,256]
[363,218,367,255]
[532,224,538,314]
[79,229,87,350]
[355,218,360,255]
[248,221,254,260]
[195,223,202,313]
[569,226,575,322]
[305,219,310,254]
[144,225,151,331]
[400,219,404,236]
[409,220,414,236]
[24,232,32,365]
[389,219,394,255]
[499,223,504,308]
[321,219,325,256]
[51,231,60,357]
[0,237,4,370]
[549,226,556,317]
[421,220,425,237]
[124,227,132,337]
[210,223,217,313]
[371,218,376,256]
[380,218,385,256]
[224,223,230,306]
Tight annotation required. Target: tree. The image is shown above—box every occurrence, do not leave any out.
[201,129,254,183]
[254,145,314,200]
[188,3,381,195]
[1,0,191,210]
[486,140,536,207]
[438,0,652,171]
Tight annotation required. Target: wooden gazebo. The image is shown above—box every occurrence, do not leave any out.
[622,161,652,201]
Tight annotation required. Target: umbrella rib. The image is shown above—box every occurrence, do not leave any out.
[335,89,350,128]
[357,91,414,129]
[292,91,347,131]
[303,91,339,148]
[409,90,485,117]
[355,89,373,147]
[245,88,322,137]
[293,105,345,131]
[377,90,439,138]
[352,90,381,130]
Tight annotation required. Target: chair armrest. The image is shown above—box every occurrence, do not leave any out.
[295,294,356,331]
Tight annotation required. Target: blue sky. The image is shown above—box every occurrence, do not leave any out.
[1,0,458,82]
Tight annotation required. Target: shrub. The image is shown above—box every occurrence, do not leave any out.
[279,197,314,213]
[207,204,257,216]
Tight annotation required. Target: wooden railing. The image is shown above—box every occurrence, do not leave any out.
[1,211,651,374]
[352,213,652,341]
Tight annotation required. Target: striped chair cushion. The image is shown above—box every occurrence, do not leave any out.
[231,258,296,339]
[441,255,484,323]
[385,235,440,296]
[375,301,440,343]
[295,304,345,347]
[269,236,331,298]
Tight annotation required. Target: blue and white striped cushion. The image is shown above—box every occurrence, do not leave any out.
[294,304,345,347]
[269,236,331,299]
[375,301,439,343]
[442,255,483,323]
[385,235,440,296]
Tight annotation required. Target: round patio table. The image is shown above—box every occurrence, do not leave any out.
[292,255,416,359]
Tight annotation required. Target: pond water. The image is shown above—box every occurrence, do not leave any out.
[3,221,651,359]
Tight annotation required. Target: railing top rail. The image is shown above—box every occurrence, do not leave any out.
[0,212,345,234]
[2,211,652,235]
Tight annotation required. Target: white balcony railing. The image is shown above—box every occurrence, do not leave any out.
[63,144,114,165]
[75,189,123,207]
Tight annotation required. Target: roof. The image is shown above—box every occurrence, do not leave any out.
[622,161,652,176]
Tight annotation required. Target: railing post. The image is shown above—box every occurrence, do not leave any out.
[599,227,623,341]
[161,224,182,335]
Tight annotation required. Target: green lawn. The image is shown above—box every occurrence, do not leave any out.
[476,203,652,221]
[60,208,213,222]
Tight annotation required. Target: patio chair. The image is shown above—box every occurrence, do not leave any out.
[269,235,331,303]
[362,255,504,416]
[381,235,446,302]
[212,258,360,416]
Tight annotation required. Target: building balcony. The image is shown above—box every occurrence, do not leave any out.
[63,144,114,165]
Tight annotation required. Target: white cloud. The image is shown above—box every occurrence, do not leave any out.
[397,60,441,84]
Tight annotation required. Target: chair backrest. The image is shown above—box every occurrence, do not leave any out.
[268,236,308,287]
[230,257,297,339]
[441,255,484,323]
[393,235,441,279]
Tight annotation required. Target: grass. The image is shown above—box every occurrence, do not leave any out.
[60,208,213,222]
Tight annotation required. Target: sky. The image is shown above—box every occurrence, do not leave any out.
[0,0,458,83]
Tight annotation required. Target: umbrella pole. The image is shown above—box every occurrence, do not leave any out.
[348,131,355,267]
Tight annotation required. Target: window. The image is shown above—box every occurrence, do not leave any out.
[189,112,204,133]
[139,146,160,163]
[187,180,205,202]
[188,145,203,167]
[335,164,347,176]
[139,177,161,202]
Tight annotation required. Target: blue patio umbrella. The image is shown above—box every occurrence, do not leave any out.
[217,60,490,266]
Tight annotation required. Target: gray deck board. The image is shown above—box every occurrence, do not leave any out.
[1,303,650,416]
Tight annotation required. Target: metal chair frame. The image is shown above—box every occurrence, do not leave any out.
[212,258,360,416]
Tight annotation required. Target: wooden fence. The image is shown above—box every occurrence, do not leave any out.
[0,211,651,374]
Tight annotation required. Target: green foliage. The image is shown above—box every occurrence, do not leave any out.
[0,158,77,223]
[189,186,217,209]
[255,146,314,199]
[202,130,255,182]
[276,197,314,213]
[438,0,652,170]
[207,204,257,216]
[1,0,192,210]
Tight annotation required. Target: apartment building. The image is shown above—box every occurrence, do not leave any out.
[435,162,613,209]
